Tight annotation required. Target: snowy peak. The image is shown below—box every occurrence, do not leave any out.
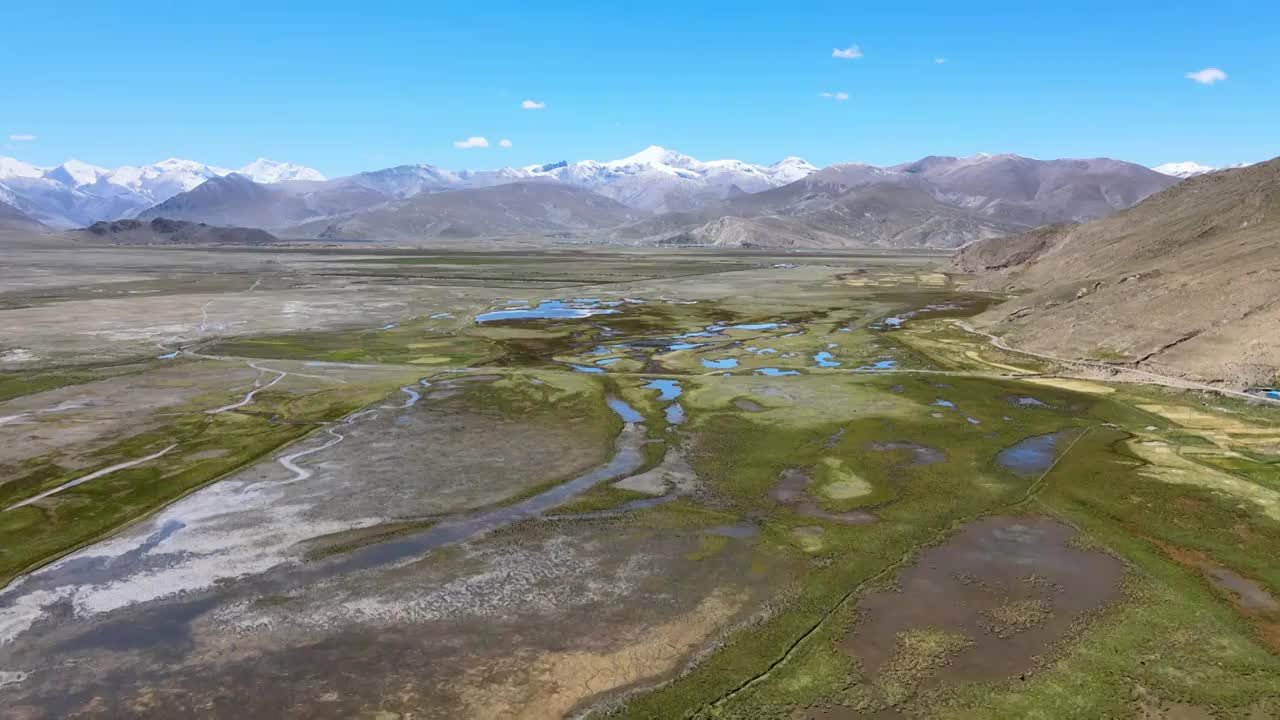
[238,158,326,184]
[503,146,818,212]
[0,156,45,180]
[108,158,231,198]
[1153,161,1217,178]
[767,156,821,183]
[46,160,111,187]
[607,145,700,169]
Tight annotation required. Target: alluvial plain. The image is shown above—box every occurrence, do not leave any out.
[0,241,1277,718]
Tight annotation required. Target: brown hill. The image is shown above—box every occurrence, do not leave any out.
[613,154,1173,249]
[78,218,279,245]
[289,182,645,241]
[952,157,1280,386]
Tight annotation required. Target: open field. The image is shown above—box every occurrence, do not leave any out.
[0,243,1277,718]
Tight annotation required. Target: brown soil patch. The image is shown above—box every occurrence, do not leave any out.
[1150,538,1280,652]
[1134,684,1217,720]
[454,589,745,719]
[841,516,1126,688]
[771,468,878,525]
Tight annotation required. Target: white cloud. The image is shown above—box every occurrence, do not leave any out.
[1182,66,1223,83]
[8,134,36,141]
[453,136,490,149]
[1185,67,1227,85]
[818,91,850,102]
[498,139,513,148]
[832,45,862,59]
[935,58,947,64]
[521,99,546,110]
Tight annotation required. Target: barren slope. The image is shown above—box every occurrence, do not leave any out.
[953,157,1280,385]
[289,182,646,241]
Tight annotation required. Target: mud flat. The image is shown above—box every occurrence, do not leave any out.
[841,516,1126,703]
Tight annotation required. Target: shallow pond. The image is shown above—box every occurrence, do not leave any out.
[755,368,800,377]
[607,397,645,423]
[813,351,841,368]
[642,379,683,401]
[476,300,621,323]
[996,431,1070,477]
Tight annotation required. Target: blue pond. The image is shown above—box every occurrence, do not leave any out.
[477,300,620,323]
[996,431,1069,477]
[857,360,898,371]
[665,404,686,425]
[1268,390,1280,400]
[156,351,179,359]
[755,367,800,376]
[932,399,956,408]
[606,397,645,423]
[642,379,683,401]
[813,351,841,368]
[569,364,605,374]
[725,322,783,331]
[702,358,739,369]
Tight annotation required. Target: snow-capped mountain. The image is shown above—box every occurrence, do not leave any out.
[340,164,467,198]
[0,157,44,179]
[1152,161,1257,179]
[0,156,325,227]
[1153,161,1218,178]
[511,146,819,212]
[238,158,326,184]
[312,147,818,214]
[108,158,232,203]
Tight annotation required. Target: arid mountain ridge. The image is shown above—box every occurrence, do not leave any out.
[953,156,1280,386]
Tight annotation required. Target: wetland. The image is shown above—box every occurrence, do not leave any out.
[0,244,1277,718]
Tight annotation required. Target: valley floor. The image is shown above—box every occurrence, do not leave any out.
[0,243,1277,719]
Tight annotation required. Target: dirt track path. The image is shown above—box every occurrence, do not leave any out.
[955,320,1279,406]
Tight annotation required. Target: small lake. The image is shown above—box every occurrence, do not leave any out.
[813,351,841,368]
[755,368,800,377]
[997,431,1070,477]
[642,379,683,401]
[477,300,621,323]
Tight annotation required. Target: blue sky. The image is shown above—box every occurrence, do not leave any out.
[2,0,1275,175]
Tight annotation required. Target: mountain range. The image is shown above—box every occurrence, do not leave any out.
[0,157,325,227]
[607,153,1176,248]
[4,148,1189,248]
[129,149,1177,248]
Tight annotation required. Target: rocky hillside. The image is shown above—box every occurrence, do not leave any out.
[290,182,646,241]
[615,154,1174,249]
[952,157,1280,386]
[0,199,45,231]
[78,218,279,245]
